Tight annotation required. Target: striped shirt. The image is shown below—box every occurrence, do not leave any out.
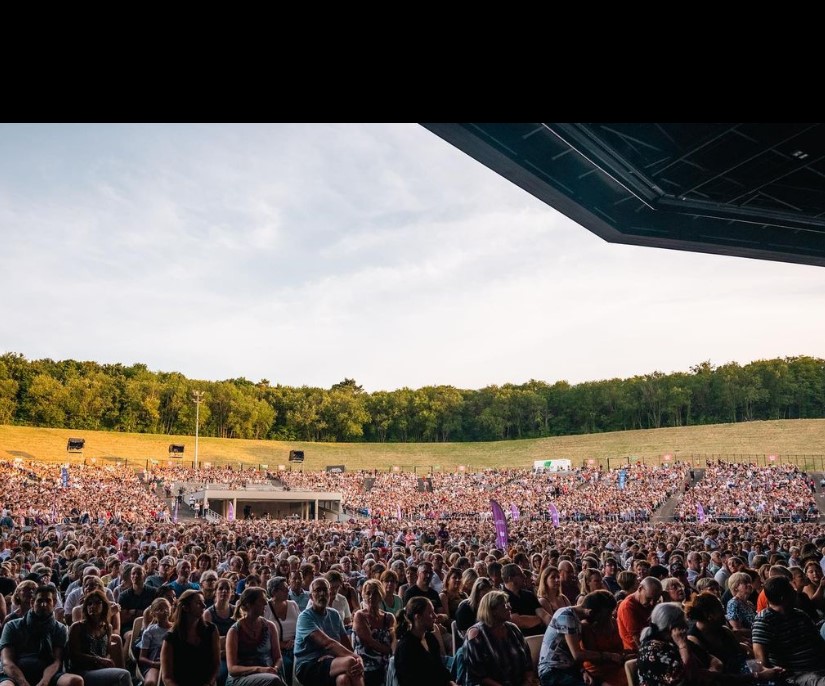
[751,607,825,672]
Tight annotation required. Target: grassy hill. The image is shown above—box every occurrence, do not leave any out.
[2,419,825,473]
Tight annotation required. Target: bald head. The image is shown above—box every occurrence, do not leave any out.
[638,576,663,606]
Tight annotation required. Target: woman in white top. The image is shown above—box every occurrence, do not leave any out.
[263,577,299,684]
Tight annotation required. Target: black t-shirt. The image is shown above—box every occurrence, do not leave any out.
[505,587,544,636]
[119,586,157,631]
[163,623,218,686]
[402,584,441,609]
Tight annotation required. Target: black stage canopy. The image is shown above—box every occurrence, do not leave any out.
[422,123,825,267]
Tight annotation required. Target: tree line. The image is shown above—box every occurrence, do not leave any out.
[1,353,824,443]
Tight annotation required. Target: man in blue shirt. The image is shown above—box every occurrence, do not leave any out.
[294,578,363,686]
[0,585,81,686]
[168,560,200,598]
[288,570,310,611]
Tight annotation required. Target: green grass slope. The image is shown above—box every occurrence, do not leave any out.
[2,419,825,472]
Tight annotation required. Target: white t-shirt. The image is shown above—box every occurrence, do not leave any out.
[332,593,352,625]
[264,599,300,641]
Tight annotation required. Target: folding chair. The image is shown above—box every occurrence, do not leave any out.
[624,658,638,686]
[451,620,464,654]
[524,634,543,669]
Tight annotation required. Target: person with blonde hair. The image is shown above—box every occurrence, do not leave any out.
[661,577,687,609]
[455,576,493,634]
[577,569,605,604]
[726,571,756,640]
[3,580,38,625]
[537,566,571,616]
[379,571,403,616]
[465,590,532,686]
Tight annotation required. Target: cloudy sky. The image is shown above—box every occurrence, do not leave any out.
[2,123,824,392]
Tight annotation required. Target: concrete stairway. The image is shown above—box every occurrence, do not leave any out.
[651,468,705,522]
[809,473,825,520]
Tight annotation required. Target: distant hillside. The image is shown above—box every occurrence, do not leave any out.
[3,353,825,445]
[2,419,824,472]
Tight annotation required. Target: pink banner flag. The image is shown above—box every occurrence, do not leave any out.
[510,504,520,521]
[697,503,706,523]
[548,503,559,528]
[396,504,402,519]
[490,500,509,550]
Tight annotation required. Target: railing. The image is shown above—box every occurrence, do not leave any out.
[172,481,281,492]
[203,508,222,522]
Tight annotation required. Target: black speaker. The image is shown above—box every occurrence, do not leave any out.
[288,450,305,463]
[67,438,85,452]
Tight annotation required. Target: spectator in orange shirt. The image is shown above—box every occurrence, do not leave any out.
[756,565,792,612]
[617,576,661,651]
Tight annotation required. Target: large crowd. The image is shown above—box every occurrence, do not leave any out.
[274,464,688,523]
[1,457,825,686]
[676,463,819,522]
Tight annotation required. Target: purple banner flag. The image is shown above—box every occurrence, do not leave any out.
[548,503,560,528]
[490,499,509,550]
[396,504,402,520]
[510,504,520,521]
[173,499,179,524]
[697,503,706,523]
[227,501,235,522]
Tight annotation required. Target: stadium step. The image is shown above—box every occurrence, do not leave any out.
[811,473,825,520]
[651,468,705,522]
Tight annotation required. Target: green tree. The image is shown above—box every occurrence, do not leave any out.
[24,374,68,426]
[286,387,327,441]
[0,361,19,424]
[322,387,369,441]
